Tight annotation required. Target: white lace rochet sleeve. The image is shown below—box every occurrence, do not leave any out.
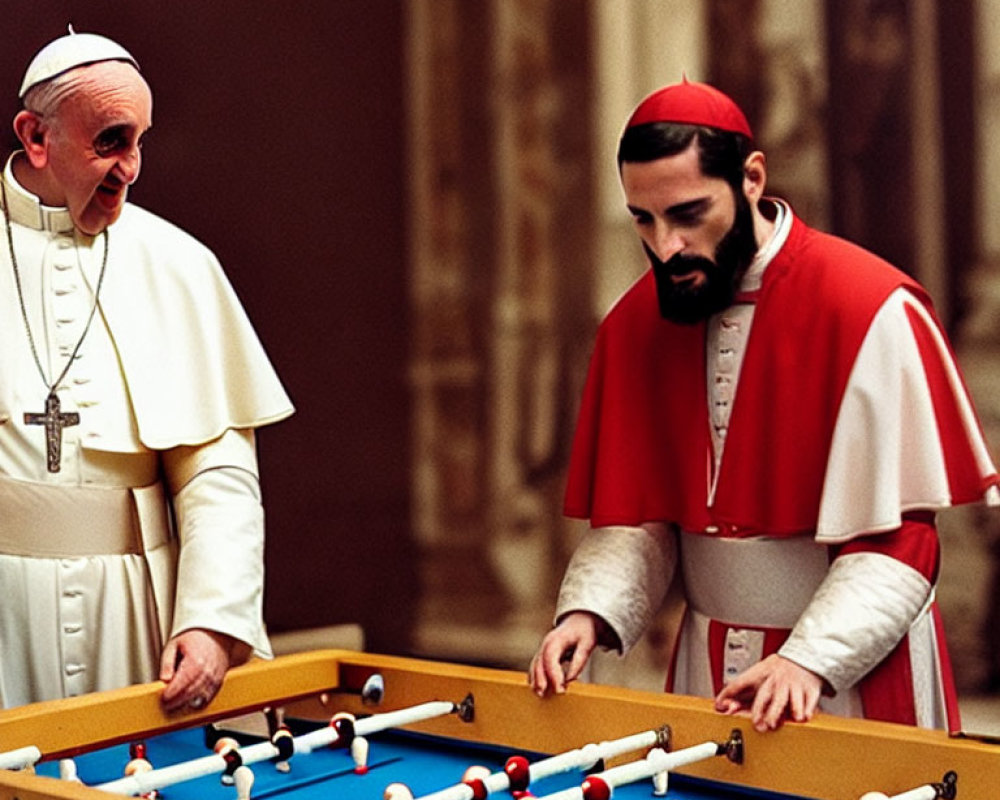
[555,522,677,654]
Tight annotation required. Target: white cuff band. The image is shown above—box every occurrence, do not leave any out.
[778,551,931,692]
[555,523,676,654]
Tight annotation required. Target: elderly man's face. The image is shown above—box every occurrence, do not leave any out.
[42,63,152,235]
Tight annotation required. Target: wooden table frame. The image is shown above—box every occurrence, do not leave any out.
[0,650,997,800]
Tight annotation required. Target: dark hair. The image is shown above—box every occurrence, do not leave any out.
[617,122,754,192]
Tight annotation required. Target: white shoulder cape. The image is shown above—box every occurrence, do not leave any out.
[99,204,294,449]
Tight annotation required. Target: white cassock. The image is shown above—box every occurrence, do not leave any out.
[0,155,294,708]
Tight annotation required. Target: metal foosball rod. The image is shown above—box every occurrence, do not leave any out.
[859,770,958,800]
[386,725,672,800]
[532,729,744,800]
[97,699,466,796]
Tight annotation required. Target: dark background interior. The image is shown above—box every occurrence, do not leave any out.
[1,2,417,652]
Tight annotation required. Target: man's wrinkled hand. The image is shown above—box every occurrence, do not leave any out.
[159,629,249,713]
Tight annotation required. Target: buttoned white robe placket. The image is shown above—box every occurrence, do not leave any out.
[0,165,275,709]
[0,204,165,705]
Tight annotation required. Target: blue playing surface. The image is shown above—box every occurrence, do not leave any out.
[34,721,815,800]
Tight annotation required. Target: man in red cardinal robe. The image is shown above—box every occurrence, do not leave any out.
[528,80,999,733]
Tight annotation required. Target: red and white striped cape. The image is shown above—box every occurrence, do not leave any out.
[561,209,998,730]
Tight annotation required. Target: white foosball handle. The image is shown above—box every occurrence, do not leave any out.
[0,746,41,771]
[860,770,958,800]
[889,789,937,800]
[860,791,933,800]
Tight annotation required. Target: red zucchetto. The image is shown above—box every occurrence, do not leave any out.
[625,79,753,139]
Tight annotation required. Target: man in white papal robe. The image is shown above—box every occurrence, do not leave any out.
[0,31,294,710]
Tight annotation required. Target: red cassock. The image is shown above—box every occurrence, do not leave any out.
[562,210,999,730]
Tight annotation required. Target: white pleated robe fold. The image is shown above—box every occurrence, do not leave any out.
[0,173,293,708]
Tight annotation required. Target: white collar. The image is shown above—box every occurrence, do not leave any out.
[1,152,75,234]
[739,198,791,293]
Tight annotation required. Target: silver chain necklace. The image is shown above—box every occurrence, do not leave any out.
[0,179,109,472]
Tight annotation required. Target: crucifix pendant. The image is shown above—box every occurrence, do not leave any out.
[24,392,80,473]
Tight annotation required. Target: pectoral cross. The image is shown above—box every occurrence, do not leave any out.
[24,392,80,473]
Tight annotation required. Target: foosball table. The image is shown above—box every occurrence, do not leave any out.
[0,650,996,800]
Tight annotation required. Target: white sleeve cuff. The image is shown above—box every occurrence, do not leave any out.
[167,457,271,658]
[778,551,931,692]
[555,523,676,654]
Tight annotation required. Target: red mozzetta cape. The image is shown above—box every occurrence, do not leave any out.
[564,213,991,536]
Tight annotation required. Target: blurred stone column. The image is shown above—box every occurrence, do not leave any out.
[407,0,507,656]
[941,0,1000,694]
[487,0,596,651]
[824,0,916,273]
[407,0,595,666]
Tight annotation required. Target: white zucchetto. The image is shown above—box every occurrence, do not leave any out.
[19,29,139,98]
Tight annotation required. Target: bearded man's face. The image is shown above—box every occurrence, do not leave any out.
[621,142,759,324]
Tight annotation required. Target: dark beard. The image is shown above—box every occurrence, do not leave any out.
[647,193,759,325]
